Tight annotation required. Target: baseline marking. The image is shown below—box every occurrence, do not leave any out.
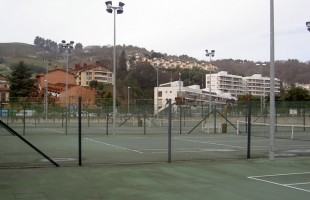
[44,128,64,134]
[248,172,310,193]
[84,138,143,154]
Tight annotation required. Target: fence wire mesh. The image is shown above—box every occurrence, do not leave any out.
[0,98,309,168]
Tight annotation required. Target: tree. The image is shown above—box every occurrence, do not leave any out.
[75,43,83,50]
[118,49,127,78]
[284,87,310,101]
[8,61,35,99]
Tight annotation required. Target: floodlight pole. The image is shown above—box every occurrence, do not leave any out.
[105,1,125,134]
[269,0,276,160]
[61,40,74,135]
[205,49,215,113]
[156,64,159,120]
[256,63,266,114]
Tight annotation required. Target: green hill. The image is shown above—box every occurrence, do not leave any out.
[1,42,310,84]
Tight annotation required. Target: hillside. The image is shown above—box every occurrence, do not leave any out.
[1,42,310,84]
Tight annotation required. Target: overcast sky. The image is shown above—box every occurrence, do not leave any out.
[1,0,309,62]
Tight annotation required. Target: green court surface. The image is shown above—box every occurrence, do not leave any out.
[0,157,309,200]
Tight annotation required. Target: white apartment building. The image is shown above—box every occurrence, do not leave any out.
[206,71,281,97]
[243,74,280,97]
[206,71,243,98]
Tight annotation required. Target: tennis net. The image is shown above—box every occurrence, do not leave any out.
[237,120,310,141]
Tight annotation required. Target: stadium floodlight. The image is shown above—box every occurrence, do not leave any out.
[61,40,74,135]
[105,1,125,134]
[205,49,215,115]
[306,21,310,32]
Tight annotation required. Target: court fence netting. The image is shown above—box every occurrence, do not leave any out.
[0,97,309,168]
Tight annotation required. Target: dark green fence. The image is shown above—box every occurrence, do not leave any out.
[0,98,309,168]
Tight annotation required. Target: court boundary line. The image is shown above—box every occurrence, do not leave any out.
[44,128,64,134]
[84,137,144,154]
[173,137,244,149]
[248,172,310,193]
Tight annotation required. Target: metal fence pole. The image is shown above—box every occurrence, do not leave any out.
[247,101,252,159]
[168,99,172,163]
[78,97,82,166]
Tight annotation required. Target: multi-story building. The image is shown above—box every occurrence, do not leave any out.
[75,64,112,86]
[206,71,281,98]
[206,71,243,98]
[0,75,9,108]
[36,68,96,108]
[243,74,280,97]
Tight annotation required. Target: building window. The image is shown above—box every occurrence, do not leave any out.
[158,91,162,97]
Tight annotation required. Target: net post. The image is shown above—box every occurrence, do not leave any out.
[237,120,239,135]
[291,126,294,140]
[78,96,82,166]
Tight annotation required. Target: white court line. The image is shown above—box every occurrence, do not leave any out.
[84,138,143,154]
[139,147,237,154]
[174,137,243,149]
[248,172,310,193]
[44,128,64,134]
[285,182,310,186]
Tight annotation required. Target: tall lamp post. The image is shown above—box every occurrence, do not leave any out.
[43,57,51,121]
[61,40,74,135]
[306,21,310,32]
[205,49,215,113]
[155,64,159,119]
[105,1,125,134]
[256,63,266,114]
[269,0,275,160]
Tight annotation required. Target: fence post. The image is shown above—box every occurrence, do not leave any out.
[247,101,252,159]
[168,99,172,163]
[179,105,182,135]
[78,97,82,166]
[214,104,217,133]
[303,108,306,132]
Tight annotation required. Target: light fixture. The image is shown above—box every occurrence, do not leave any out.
[306,21,310,32]
[205,49,215,57]
[105,1,113,13]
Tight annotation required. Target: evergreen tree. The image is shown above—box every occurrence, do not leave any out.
[118,49,127,78]
[8,61,35,99]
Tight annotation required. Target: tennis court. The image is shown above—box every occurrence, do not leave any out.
[1,103,310,199]
[1,119,310,168]
[0,157,309,200]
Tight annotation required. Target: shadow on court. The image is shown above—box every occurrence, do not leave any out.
[0,157,309,200]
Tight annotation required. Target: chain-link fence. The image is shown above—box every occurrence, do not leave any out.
[0,98,309,168]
